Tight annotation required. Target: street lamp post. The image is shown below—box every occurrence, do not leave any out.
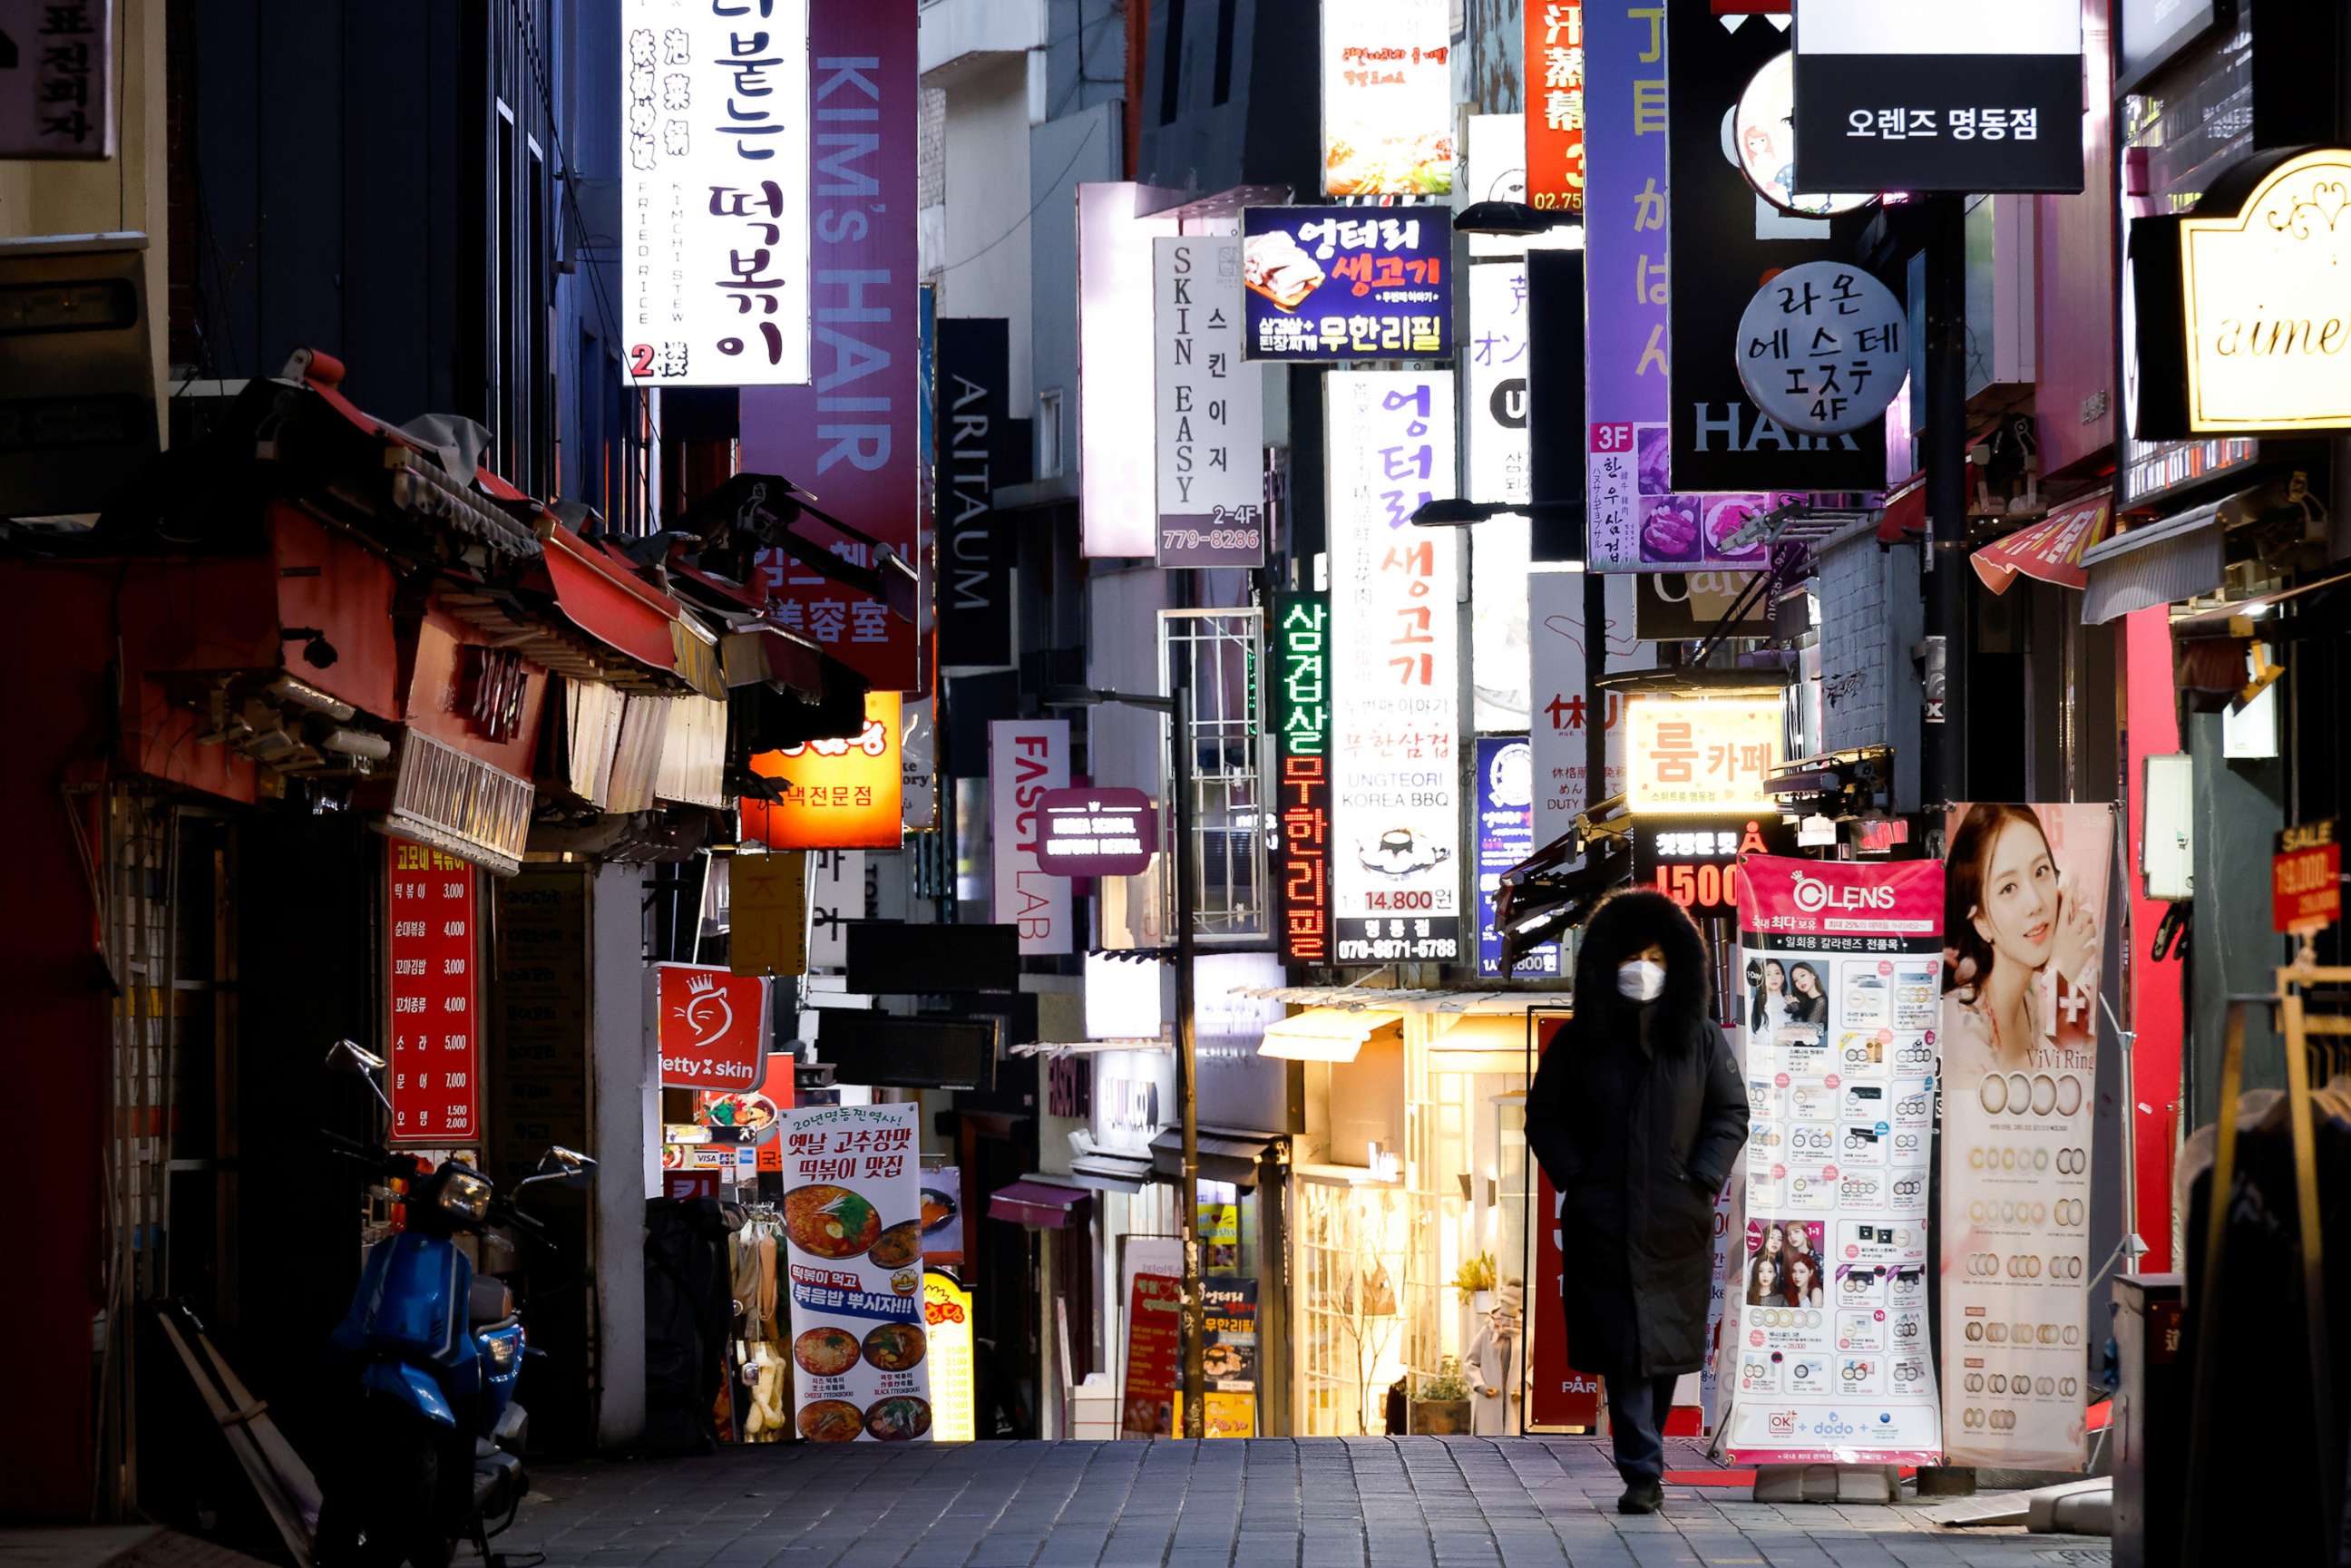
[1046,680,1205,1439]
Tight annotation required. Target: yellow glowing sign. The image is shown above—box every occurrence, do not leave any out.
[922,1271,977,1442]
[1624,698,1783,813]
[2181,149,2351,434]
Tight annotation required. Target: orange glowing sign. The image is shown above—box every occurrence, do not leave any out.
[740,692,904,850]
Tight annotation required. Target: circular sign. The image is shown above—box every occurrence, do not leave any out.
[1732,52,1872,218]
[1733,260,1908,435]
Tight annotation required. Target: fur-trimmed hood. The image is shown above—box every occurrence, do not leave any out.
[1570,887,1716,1040]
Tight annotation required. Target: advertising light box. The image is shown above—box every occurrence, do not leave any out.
[1320,0,1454,198]
[1624,697,1785,814]
[741,693,905,851]
[1242,207,1450,363]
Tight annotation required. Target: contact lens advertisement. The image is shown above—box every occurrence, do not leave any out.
[778,1103,934,1442]
[1938,803,2112,1470]
[1728,855,1946,1465]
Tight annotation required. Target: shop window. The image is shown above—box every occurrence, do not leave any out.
[1298,1178,1412,1436]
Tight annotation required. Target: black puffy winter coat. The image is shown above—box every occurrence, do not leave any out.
[1525,889,1747,1379]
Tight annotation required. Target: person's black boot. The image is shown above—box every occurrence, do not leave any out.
[1615,1480,1664,1515]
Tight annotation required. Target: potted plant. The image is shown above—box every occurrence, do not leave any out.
[1453,1251,1497,1313]
[1409,1358,1474,1435]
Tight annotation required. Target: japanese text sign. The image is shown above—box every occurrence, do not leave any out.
[385,836,481,1144]
[741,692,905,850]
[1527,571,1637,833]
[1242,207,1449,363]
[990,719,1073,955]
[1319,0,1453,197]
[1154,237,1266,567]
[1523,2,1585,214]
[1036,787,1159,878]
[1733,260,1908,435]
[656,963,770,1091]
[1326,372,1461,966]
[620,0,811,386]
[2275,821,2342,935]
[1274,593,1335,966]
[1624,697,1783,813]
[0,0,113,159]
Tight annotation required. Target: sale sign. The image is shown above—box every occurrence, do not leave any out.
[655,963,770,1091]
[385,836,481,1144]
[2275,820,2341,934]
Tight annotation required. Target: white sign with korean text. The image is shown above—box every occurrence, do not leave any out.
[1527,571,1638,836]
[1319,0,1455,199]
[1468,262,1533,732]
[0,0,113,159]
[1153,237,1265,568]
[1733,261,1908,436]
[808,849,867,969]
[1326,372,1461,965]
[990,719,1072,955]
[621,0,812,387]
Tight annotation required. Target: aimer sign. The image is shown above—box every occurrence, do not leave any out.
[1036,788,1159,878]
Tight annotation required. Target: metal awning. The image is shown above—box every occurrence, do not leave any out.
[536,526,688,674]
[987,1179,1093,1229]
[1148,1127,1282,1190]
[1235,985,1575,1015]
[1067,1152,1158,1193]
[2079,492,2245,625]
[1257,1008,1404,1064]
[1009,1037,1172,1057]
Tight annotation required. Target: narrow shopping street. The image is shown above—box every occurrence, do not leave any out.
[512,1442,2103,1568]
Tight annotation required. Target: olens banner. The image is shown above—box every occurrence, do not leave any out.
[778,1102,933,1442]
[1727,855,1945,1465]
[1938,803,2112,1469]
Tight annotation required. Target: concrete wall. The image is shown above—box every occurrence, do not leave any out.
[590,862,650,1451]
[934,57,1037,412]
[1816,526,1924,811]
[1028,100,1122,477]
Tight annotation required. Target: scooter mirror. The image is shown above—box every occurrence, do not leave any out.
[326,1038,387,1075]
[532,1144,598,1188]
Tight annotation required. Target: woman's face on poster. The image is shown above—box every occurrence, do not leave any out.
[1762,1226,1784,1257]
[1764,960,1785,996]
[1792,965,1820,998]
[1753,1258,1778,1294]
[1974,817,2059,972]
[1790,1256,1816,1292]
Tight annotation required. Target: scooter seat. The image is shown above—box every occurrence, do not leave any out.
[468,1276,514,1325]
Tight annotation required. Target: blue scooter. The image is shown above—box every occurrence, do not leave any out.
[314,1040,593,1568]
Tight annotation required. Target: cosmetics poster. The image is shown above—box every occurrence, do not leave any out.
[1938,803,2112,1470]
[1727,855,1945,1464]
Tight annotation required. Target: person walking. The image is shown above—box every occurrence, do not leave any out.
[1526,889,1747,1515]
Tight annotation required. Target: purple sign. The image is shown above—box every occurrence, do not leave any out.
[1580,5,1779,572]
[1037,788,1159,878]
[1241,207,1451,363]
[1473,737,1560,979]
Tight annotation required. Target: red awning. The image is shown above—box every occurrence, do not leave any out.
[535,525,686,675]
[1971,491,2114,595]
[1876,478,1927,544]
[987,1179,1092,1229]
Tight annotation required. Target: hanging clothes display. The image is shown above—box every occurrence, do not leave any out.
[725,1205,787,1442]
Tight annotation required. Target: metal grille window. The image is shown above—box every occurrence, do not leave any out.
[1160,609,1269,943]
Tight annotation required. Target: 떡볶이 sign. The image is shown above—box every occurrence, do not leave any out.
[1728,855,1946,1465]
[990,719,1072,955]
[1036,787,1158,878]
[1624,698,1783,814]
[1319,0,1452,198]
[620,0,811,386]
[2275,820,2342,935]
[1273,593,1335,966]
[1522,2,1585,214]
[656,963,770,1092]
[385,837,480,1144]
[1733,261,1908,437]
[1154,237,1265,568]
[1326,372,1461,966]
[777,1102,932,1442]
[1242,207,1449,363]
[741,692,905,851]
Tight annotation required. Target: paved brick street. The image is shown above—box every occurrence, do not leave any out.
[510,1440,2108,1568]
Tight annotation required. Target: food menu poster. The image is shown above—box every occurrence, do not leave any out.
[1241,208,1449,364]
[385,836,479,1145]
[1938,803,2112,1470]
[1727,854,1946,1465]
[1199,1279,1260,1438]
[1121,1272,1183,1438]
[1318,0,1453,198]
[922,1271,976,1442]
[778,1103,934,1443]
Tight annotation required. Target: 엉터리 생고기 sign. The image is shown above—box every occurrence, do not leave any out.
[1242,207,1449,363]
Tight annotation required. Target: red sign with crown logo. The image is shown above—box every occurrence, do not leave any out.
[655,963,769,1091]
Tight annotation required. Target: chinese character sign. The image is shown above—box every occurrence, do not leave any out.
[1624,697,1784,813]
[1523,2,1585,214]
[1527,571,1637,834]
[620,0,811,386]
[1273,593,1335,966]
[741,692,905,850]
[1733,260,1908,436]
[1326,371,1461,966]
[1320,0,1453,197]
[385,837,480,1144]
[1468,262,1533,731]
[1242,208,1450,363]
[990,719,1073,956]
[656,963,770,1091]
[1154,237,1266,567]
[778,1102,932,1442]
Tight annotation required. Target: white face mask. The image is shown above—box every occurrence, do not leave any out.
[1617,959,1667,1002]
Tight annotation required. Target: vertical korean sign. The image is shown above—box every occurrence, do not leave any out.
[1468,262,1533,733]
[990,719,1073,956]
[1327,371,1460,966]
[1273,593,1334,966]
[1154,237,1265,567]
[740,2,920,689]
[620,0,812,385]
[1728,857,1945,1465]
[0,0,113,158]
[1523,2,1585,215]
[779,1103,933,1442]
[385,837,480,1144]
[1939,803,2112,1470]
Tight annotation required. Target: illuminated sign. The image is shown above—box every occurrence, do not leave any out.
[1474,737,1558,978]
[1036,787,1158,877]
[990,719,1073,954]
[1624,697,1784,813]
[1241,207,1450,363]
[1319,0,1453,198]
[385,837,480,1144]
[1326,374,1461,965]
[1632,814,1793,917]
[2180,150,2351,435]
[620,0,811,386]
[922,1271,977,1441]
[1523,3,1585,215]
[1273,593,1334,965]
[1467,262,1532,731]
[1732,51,1870,218]
[1733,261,1907,436]
[654,963,770,1091]
[1154,237,1265,567]
[1078,183,1179,557]
[740,692,904,851]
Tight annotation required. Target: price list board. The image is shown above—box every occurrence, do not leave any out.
[385,836,480,1144]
